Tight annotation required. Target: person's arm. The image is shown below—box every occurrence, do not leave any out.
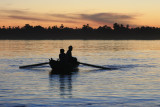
[59,54,61,60]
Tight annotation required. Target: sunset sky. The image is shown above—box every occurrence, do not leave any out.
[0,0,160,28]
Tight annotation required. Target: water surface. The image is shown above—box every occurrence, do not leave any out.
[1,40,160,106]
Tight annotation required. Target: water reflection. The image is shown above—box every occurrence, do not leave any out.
[1,40,160,59]
[2,40,160,106]
[49,72,77,98]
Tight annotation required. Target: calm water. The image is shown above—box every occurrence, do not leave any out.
[1,40,160,107]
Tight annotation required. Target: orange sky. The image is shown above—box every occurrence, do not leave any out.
[0,0,160,28]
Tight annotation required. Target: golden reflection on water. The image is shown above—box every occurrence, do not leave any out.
[1,40,160,106]
[0,40,160,58]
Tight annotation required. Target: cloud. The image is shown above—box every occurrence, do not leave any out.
[49,12,136,25]
[0,9,137,26]
[9,15,77,23]
[0,9,29,14]
[49,14,79,20]
[9,15,53,21]
[79,13,135,24]
[0,9,77,23]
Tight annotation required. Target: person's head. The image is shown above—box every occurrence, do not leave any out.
[68,46,73,51]
[60,49,65,53]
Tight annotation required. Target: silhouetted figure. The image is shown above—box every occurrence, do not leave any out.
[59,49,66,62]
[66,46,73,59]
[66,46,77,63]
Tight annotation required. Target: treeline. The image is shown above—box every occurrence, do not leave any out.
[0,23,160,39]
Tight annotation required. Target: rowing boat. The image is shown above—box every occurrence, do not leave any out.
[19,57,112,71]
[49,58,79,74]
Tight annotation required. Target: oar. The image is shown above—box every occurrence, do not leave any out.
[79,62,113,70]
[19,61,115,70]
[19,62,49,68]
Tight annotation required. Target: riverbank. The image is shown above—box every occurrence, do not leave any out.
[0,32,160,40]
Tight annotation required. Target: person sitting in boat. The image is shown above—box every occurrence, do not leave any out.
[59,49,66,63]
[66,46,73,59]
[66,46,77,63]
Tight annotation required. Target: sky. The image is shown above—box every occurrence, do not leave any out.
[0,0,160,28]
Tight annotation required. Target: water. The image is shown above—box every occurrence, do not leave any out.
[1,40,160,106]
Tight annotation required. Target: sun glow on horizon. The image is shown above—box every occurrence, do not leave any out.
[0,0,160,28]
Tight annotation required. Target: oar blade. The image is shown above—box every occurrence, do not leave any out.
[79,62,112,70]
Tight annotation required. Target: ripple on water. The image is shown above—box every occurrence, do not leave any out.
[1,40,160,106]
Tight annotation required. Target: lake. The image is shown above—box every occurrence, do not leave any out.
[1,40,160,107]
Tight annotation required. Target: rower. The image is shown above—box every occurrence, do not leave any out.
[66,46,73,60]
[66,46,77,63]
[59,49,66,63]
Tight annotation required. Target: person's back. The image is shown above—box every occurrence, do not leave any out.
[66,50,72,58]
[59,49,66,62]
[66,46,73,62]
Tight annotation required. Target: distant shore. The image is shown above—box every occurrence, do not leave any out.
[0,23,160,40]
[0,33,160,40]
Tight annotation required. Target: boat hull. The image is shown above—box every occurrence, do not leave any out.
[49,59,79,74]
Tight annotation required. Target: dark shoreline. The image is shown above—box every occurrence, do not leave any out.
[0,33,160,40]
[1,23,160,40]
